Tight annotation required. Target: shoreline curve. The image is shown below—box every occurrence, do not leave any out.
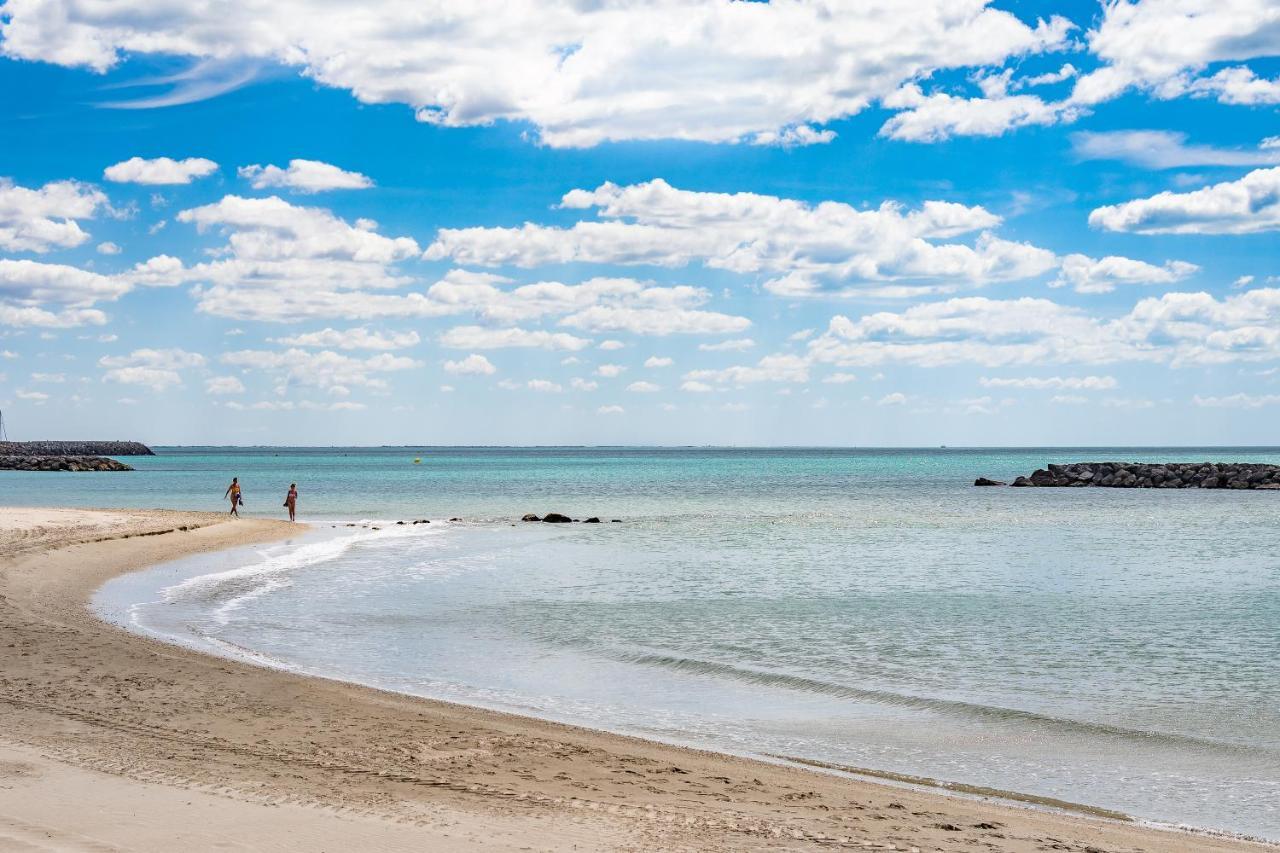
[2,506,1274,852]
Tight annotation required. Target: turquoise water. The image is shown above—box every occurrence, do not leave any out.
[14,447,1279,839]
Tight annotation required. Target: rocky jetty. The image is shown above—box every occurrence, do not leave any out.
[0,441,153,456]
[990,462,1280,489]
[0,455,133,472]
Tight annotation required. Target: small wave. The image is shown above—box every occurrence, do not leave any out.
[161,522,442,625]
[617,652,1262,755]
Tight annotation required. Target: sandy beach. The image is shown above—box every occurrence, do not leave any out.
[0,507,1273,853]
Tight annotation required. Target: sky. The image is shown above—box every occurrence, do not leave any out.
[1,0,1279,447]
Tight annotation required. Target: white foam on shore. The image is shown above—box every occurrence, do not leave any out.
[161,521,441,625]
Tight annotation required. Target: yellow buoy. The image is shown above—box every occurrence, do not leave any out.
[413,457,422,464]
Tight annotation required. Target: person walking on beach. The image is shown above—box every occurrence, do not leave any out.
[224,477,242,516]
[283,482,298,522]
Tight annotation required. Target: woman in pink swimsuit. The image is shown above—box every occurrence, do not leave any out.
[283,483,298,522]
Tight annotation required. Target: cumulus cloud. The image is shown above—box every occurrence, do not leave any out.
[626,380,660,393]
[175,212,754,335]
[684,354,809,386]
[99,348,206,390]
[698,338,755,352]
[1089,167,1280,235]
[205,375,245,394]
[103,156,218,185]
[0,253,194,329]
[595,363,625,378]
[0,1,1071,148]
[1074,1,1280,110]
[750,125,836,148]
[270,327,420,350]
[879,84,1077,142]
[807,288,1280,369]
[238,159,373,193]
[596,405,625,415]
[980,375,1117,390]
[426,180,1055,295]
[1053,254,1198,294]
[443,354,496,375]
[1193,393,1280,409]
[0,178,107,253]
[167,194,426,320]
[439,326,591,351]
[1071,130,1280,169]
[221,348,420,391]
[644,356,673,368]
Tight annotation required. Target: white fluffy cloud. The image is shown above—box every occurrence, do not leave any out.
[172,207,755,336]
[1193,393,1280,409]
[238,159,373,193]
[271,327,420,350]
[443,354,497,375]
[808,288,1280,370]
[0,1,1072,148]
[1077,0,1280,108]
[103,156,218,185]
[100,348,206,390]
[1071,130,1280,169]
[439,326,590,351]
[684,354,809,386]
[221,348,419,391]
[980,375,1117,390]
[1053,254,1198,294]
[1089,167,1280,235]
[879,83,1076,142]
[644,356,673,368]
[0,178,107,253]
[168,194,425,320]
[426,179,1055,294]
[0,257,184,328]
[699,339,755,352]
[626,380,660,393]
[205,375,246,394]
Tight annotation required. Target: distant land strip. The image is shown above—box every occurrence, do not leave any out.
[0,441,153,456]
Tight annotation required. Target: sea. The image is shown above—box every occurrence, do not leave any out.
[5,447,1278,840]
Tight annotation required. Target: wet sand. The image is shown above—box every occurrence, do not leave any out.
[1,507,1273,852]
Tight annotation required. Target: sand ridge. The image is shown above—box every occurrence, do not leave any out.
[0,507,1273,852]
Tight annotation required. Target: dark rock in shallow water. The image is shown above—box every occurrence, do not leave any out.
[521,513,541,522]
[0,455,132,472]
[998,462,1280,490]
[542,513,572,523]
[584,517,601,523]
[973,477,1005,486]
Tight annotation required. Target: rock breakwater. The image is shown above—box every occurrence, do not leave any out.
[982,462,1280,489]
[0,455,133,472]
[0,441,153,456]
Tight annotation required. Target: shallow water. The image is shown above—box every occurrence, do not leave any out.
[29,446,1278,839]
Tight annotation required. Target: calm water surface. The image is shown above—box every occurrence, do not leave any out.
[10,447,1277,839]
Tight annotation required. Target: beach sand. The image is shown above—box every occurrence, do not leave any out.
[0,507,1272,852]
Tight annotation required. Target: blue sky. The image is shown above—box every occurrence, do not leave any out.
[1,0,1279,446]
